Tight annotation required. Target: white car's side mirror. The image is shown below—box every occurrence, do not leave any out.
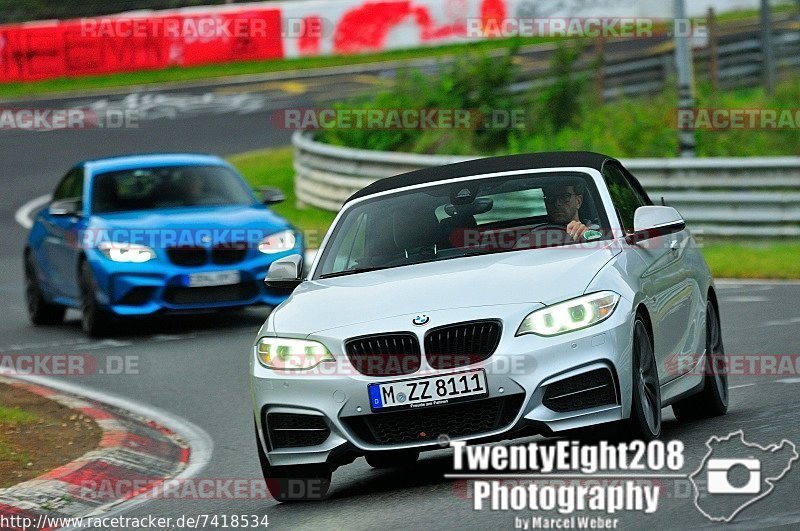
[264,254,304,290]
[628,206,685,242]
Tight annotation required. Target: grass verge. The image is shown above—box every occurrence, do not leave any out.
[0,383,101,487]
[228,147,800,280]
[701,243,800,280]
[229,147,336,245]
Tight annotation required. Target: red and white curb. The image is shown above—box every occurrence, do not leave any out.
[0,376,200,529]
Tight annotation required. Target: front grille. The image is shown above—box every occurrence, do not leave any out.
[343,395,524,445]
[424,320,502,370]
[167,246,207,267]
[266,413,330,449]
[212,243,248,265]
[345,333,421,376]
[542,369,618,413]
[163,283,259,305]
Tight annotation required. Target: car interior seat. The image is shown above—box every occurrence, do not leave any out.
[392,206,442,259]
[92,177,120,213]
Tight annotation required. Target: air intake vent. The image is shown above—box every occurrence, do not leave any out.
[345,333,421,376]
[542,369,618,413]
[424,320,502,370]
[266,413,330,449]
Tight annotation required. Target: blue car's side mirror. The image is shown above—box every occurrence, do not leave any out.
[49,198,82,217]
[260,187,286,205]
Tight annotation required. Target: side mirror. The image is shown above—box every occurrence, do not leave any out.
[49,198,81,217]
[264,255,304,290]
[259,187,286,205]
[627,206,685,243]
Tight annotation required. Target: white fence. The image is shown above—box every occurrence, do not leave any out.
[293,131,800,238]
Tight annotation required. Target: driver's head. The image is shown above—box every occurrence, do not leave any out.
[543,181,584,226]
[184,173,205,200]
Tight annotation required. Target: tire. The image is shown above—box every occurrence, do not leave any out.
[79,261,113,337]
[24,253,65,326]
[254,422,332,502]
[623,317,662,441]
[672,300,729,421]
[365,450,419,469]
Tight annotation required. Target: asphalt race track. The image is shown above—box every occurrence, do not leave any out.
[2,64,800,530]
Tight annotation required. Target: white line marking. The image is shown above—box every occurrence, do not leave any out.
[717,279,800,286]
[14,194,51,229]
[764,317,800,327]
[729,383,756,389]
[721,296,769,303]
[3,373,213,525]
[777,378,800,384]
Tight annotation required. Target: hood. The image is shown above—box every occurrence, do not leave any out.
[85,205,290,246]
[273,244,619,335]
[89,205,288,231]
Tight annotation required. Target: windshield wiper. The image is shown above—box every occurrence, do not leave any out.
[319,267,388,279]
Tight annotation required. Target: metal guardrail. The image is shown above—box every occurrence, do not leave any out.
[293,131,800,238]
[510,19,800,99]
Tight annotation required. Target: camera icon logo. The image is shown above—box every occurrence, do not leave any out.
[706,457,761,495]
[690,430,799,522]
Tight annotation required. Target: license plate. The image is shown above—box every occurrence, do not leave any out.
[188,270,241,287]
[368,369,488,411]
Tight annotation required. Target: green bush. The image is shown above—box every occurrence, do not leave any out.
[318,47,800,158]
[319,48,521,155]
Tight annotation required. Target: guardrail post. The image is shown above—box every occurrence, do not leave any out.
[760,0,777,96]
[707,8,719,92]
[674,0,697,157]
[594,34,606,104]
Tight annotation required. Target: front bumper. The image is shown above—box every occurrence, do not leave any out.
[86,248,302,315]
[250,300,635,468]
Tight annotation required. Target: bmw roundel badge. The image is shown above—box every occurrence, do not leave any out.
[413,314,430,326]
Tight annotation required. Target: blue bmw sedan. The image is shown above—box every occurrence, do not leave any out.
[24,153,304,336]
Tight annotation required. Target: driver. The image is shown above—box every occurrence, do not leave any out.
[183,173,206,204]
[542,181,598,241]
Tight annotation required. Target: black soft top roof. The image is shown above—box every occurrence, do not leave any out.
[346,151,616,204]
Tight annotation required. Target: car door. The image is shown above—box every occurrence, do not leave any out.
[603,162,696,384]
[39,167,85,299]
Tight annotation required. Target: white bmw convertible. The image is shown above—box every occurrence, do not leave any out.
[250,152,728,500]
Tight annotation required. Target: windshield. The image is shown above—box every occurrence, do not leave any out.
[315,171,610,279]
[91,165,256,214]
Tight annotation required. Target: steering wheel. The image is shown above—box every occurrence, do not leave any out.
[513,223,570,249]
[530,223,568,232]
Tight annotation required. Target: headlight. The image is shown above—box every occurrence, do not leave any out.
[97,242,156,263]
[255,337,334,370]
[258,230,297,254]
[517,291,620,337]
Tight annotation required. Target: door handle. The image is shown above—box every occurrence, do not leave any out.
[670,239,679,253]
